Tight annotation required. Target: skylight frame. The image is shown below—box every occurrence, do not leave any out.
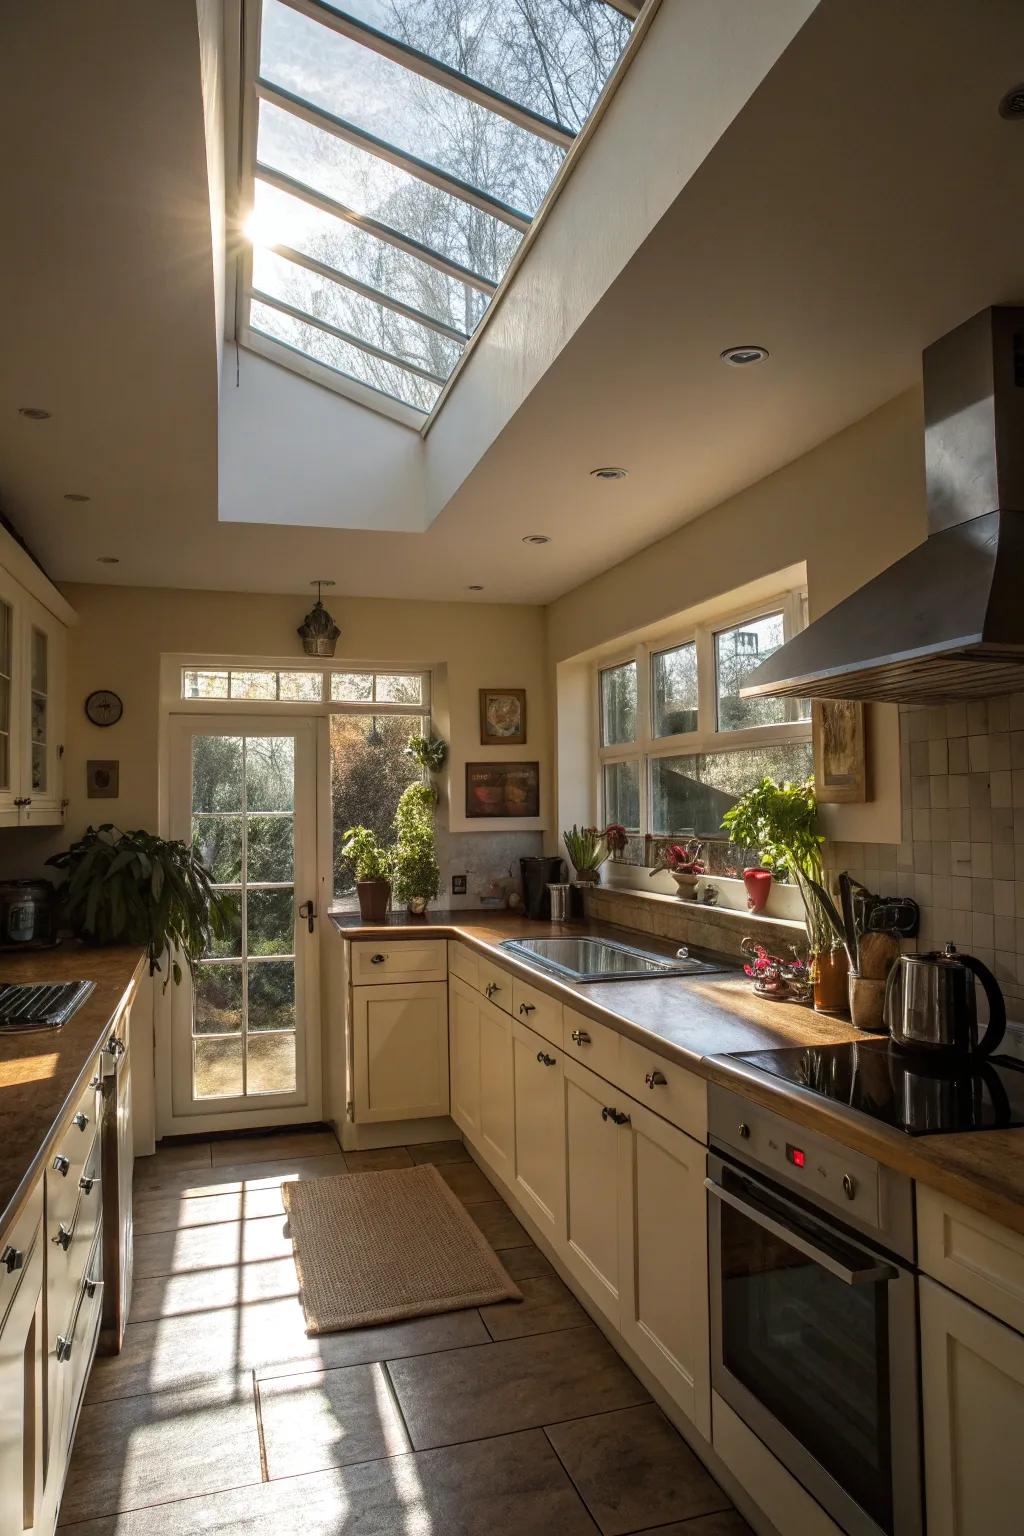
[233,0,656,431]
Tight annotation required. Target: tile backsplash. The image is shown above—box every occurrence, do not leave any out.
[826,694,1024,1005]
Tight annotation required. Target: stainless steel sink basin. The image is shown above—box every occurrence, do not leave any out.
[499,936,728,983]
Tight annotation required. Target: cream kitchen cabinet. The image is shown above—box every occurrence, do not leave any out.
[477,995,515,1187]
[0,555,69,829]
[449,976,481,1140]
[920,1275,1024,1536]
[352,981,449,1122]
[0,1180,45,1536]
[511,1017,566,1247]
[563,1054,623,1325]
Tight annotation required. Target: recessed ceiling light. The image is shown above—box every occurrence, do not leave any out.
[18,406,51,420]
[720,345,769,367]
[466,584,484,591]
[522,534,551,545]
[97,556,119,565]
[64,493,90,503]
[590,466,628,481]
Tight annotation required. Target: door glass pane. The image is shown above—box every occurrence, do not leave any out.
[653,642,697,736]
[248,962,296,1033]
[205,893,242,959]
[194,1037,244,1099]
[600,661,637,746]
[194,964,243,1035]
[247,816,294,882]
[246,736,294,812]
[716,612,793,730]
[30,627,47,792]
[192,735,243,811]
[247,889,293,955]
[192,817,243,884]
[248,1032,296,1095]
[603,760,640,832]
[650,743,814,838]
[719,1169,893,1532]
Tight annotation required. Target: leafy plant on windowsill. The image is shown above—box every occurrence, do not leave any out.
[406,734,447,773]
[391,782,440,911]
[46,824,231,987]
[339,826,394,883]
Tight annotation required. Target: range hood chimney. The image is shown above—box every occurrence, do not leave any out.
[742,306,1024,704]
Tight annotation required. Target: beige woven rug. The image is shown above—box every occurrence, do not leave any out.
[282,1164,522,1334]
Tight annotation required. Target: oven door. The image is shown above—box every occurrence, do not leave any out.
[707,1151,921,1536]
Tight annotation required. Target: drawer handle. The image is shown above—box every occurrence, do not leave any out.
[80,1175,96,1196]
[52,1154,71,1177]
[570,1028,591,1046]
[1,1244,23,1275]
[601,1106,631,1126]
[53,1223,73,1252]
[645,1070,668,1089]
[536,1051,557,1067]
[485,982,500,999]
[73,1112,89,1132]
[89,1075,101,1090]
[518,1002,535,1015]
[84,1274,99,1300]
[105,1034,125,1059]
[370,954,386,965]
[55,1335,72,1363]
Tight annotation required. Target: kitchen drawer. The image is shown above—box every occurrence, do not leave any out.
[512,977,562,1049]
[562,1007,620,1083]
[477,958,514,1014]
[350,940,447,986]
[50,1231,103,1472]
[448,941,478,989]
[48,1135,102,1348]
[617,1035,707,1142]
[0,1174,42,1327]
[918,1185,1024,1333]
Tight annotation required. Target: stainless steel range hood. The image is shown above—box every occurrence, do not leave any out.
[742,307,1024,704]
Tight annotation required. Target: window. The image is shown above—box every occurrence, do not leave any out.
[596,593,812,854]
[183,667,324,700]
[237,0,637,424]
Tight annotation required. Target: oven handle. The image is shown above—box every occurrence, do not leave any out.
[705,1177,897,1288]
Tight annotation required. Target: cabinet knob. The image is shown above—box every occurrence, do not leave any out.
[13,797,31,808]
[53,1224,73,1251]
[842,1173,857,1201]
[570,1029,591,1046]
[1,1245,23,1274]
[73,1112,89,1131]
[52,1153,71,1177]
[738,1122,751,1140]
[80,1175,96,1196]
[485,982,499,999]
[370,953,386,965]
[89,1076,101,1090]
[105,1034,125,1059]
[601,1106,631,1126]
[536,1051,556,1067]
[518,1002,535,1015]
[84,1275,98,1299]
[55,1336,72,1364]
[644,1070,667,1090]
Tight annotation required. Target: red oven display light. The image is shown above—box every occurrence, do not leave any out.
[786,1144,806,1168]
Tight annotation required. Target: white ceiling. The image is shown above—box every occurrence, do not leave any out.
[1,0,1023,605]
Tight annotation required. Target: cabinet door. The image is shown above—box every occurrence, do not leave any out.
[449,977,481,1139]
[0,1222,44,1536]
[921,1275,1024,1536]
[0,571,21,821]
[478,996,514,1187]
[353,982,449,1123]
[20,597,65,818]
[512,1018,566,1247]
[619,1097,710,1439]
[563,1055,624,1326]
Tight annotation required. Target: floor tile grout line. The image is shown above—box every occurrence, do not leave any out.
[539,1423,606,1535]
[56,1470,268,1529]
[252,1369,271,1482]
[379,1358,415,1453]
[622,1505,738,1536]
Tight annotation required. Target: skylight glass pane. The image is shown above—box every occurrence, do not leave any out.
[252,247,462,380]
[252,179,488,334]
[332,0,633,132]
[251,298,441,411]
[261,0,563,217]
[258,100,520,283]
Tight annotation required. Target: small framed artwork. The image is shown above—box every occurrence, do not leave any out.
[466,761,539,818]
[87,760,119,799]
[813,700,868,803]
[479,687,527,745]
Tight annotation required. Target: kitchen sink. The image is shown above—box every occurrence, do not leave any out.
[499,936,729,983]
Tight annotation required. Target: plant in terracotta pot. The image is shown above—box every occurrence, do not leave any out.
[721,777,849,1012]
[340,826,393,922]
[649,838,706,900]
[392,782,440,916]
[562,825,606,883]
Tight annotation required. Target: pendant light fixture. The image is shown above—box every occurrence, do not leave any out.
[298,580,340,657]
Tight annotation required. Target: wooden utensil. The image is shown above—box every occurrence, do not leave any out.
[857,929,900,981]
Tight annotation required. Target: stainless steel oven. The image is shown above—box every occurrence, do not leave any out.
[707,1085,922,1536]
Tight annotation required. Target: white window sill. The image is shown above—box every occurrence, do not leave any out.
[600,863,805,926]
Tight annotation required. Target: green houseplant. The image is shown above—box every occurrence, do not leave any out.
[340,826,393,922]
[721,777,848,1011]
[46,824,229,987]
[406,734,447,773]
[391,782,440,916]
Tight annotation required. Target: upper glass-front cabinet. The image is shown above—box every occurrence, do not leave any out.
[0,572,66,825]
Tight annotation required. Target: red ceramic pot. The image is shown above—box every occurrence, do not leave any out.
[743,867,773,913]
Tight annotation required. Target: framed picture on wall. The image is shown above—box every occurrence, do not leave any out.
[465,761,539,818]
[812,699,868,803]
[479,688,527,745]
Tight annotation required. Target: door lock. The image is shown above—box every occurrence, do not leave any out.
[298,900,316,934]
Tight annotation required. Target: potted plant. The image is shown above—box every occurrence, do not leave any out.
[562,824,623,883]
[649,837,707,899]
[721,777,849,1012]
[406,734,447,774]
[340,826,393,922]
[392,782,440,916]
[46,824,230,987]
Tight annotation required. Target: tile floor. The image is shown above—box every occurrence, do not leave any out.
[59,1129,753,1535]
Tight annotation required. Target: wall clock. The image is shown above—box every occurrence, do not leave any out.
[85,690,123,728]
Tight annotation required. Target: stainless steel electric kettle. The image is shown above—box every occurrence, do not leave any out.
[883,943,1006,1057]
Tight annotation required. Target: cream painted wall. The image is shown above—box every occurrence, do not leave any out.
[547,388,930,848]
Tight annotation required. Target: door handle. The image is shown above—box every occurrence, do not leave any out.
[298,900,316,935]
[705,1177,897,1287]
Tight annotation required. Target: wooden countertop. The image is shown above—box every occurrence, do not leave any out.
[335,911,1024,1237]
[0,942,146,1235]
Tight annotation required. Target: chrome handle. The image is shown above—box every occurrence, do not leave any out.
[73,1112,88,1131]
[536,1051,556,1067]
[601,1106,631,1125]
[645,1070,667,1090]
[80,1175,96,1196]
[55,1336,72,1363]
[1,1245,23,1275]
[52,1154,70,1177]
[53,1224,73,1252]
[370,953,386,965]
[705,1177,896,1287]
[485,982,499,998]
[518,1002,535,1015]
[89,1075,102,1089]
[570,1029,591,1046]
[84,1274,100,1300]
[105,1034,125,1059]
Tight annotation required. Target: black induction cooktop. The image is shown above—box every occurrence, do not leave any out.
[729,1036,1024,1135]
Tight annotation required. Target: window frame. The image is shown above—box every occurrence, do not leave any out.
[595,590,810,843]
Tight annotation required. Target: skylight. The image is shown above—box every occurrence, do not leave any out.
[237,0,640,425]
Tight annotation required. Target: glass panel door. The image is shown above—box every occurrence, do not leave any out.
[0,599,11,795]
[170,720,317,1126]
[29,626,47,794]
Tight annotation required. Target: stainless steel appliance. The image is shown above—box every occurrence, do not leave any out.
[884,943,1006,1057]
[707,1085,921,1536]
[546,883,572,922]
[0,879,58,948]
[0,979,95,1031]
[499,935,729,982]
